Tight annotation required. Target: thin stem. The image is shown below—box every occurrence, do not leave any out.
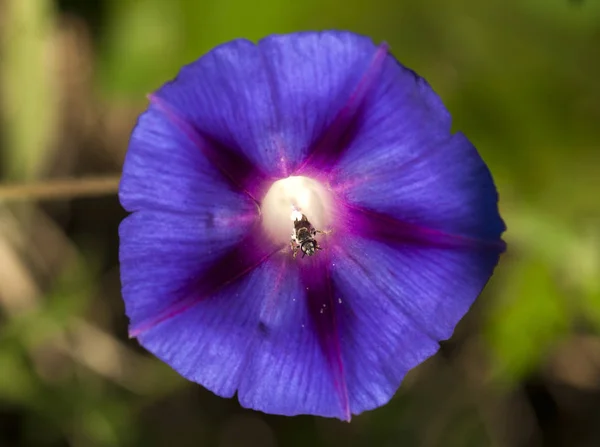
[0,175,121,202]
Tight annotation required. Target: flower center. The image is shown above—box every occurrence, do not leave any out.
[261,176,333,246]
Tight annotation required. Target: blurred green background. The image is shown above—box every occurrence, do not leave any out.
[1,0,599,446]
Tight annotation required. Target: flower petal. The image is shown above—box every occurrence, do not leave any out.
[328,233,498,414]
[295,42,388,176]
[148,95,272,201]
[137,255,351,419]
[298,254,350,420]
[153,32,382,177]
[336,232,499,343]
[119,209,274,336]
[120,104,260,213]
[330,53,504,242]
[136,261,278,398]
[237,256,350,419]
[347,206,506,251]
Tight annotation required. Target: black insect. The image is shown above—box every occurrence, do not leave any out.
[290,213,325,258]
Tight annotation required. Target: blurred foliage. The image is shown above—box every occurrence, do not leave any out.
[1,0,58,180]
[1,0,600,446]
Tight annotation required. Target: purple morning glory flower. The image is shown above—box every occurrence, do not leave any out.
[119,31,505,420]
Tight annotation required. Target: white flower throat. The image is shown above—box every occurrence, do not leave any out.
[261,176,333,249]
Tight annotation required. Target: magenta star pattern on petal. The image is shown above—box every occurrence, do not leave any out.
[119,31,506,420]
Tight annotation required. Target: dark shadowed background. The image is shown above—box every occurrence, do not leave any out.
[1,0,599,446]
